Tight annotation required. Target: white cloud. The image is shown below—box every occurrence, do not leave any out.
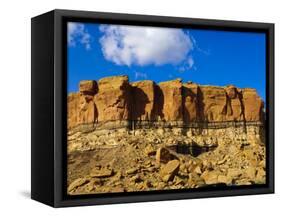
[190,34,210,56]
[99,25,194,66]
[187,56,194,68]
[68,22,91,50]
[135,71,148,79]
[178,56,195,72]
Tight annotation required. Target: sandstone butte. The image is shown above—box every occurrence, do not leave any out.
[67,75,265,129]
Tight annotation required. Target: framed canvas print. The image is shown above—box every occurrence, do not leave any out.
[31,9,274,207]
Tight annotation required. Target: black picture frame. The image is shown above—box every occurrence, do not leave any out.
[31,9,274,207]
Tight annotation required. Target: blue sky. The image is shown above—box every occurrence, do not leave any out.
[67,22,266,100]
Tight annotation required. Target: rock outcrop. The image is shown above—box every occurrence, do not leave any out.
[131,80,155,121]
[67,93,97,129]
[158,79,183,121]
[183,82,200,122]
[79,80,98,95]
[224,85,244,121]
[67,76,264,129]
[242,88,264,121]
[94,76,131,122]
[200,86,228,122]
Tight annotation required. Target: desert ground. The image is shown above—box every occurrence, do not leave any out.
[67,76,266,195]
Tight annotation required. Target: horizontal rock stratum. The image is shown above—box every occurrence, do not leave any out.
[67,75,264,129]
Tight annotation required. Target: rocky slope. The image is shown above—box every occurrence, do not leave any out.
[67,76,266,195]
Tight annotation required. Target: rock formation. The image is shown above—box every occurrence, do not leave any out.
[94,75,131,122]
[68,75,264,129]
[242,88,264,121]
[182,82,200,122]
[67,75,266,195]
[67,93,97,128]
[158,79,183,121]
[131,80,155,121]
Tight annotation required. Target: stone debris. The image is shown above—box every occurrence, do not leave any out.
[68,178,89,192]
[66,76,266,195]
[193,165,202,175]
[91,168,113,178]
[217,175,232,185]
[156,147,178,164]
[160,160,180,182]
[144,144,156,156]
[126,168,138,175]
[201,170,220,185]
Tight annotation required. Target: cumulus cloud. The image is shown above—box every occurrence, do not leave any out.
[99,25,194,66]
[68,22,91,50]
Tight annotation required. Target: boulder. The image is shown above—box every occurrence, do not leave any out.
[227,168,242,179]
[156,147,178,164]
[126,168,138,175]
[91,168,113,178]
[160,160,180,182]
[130,174,142,183]
[244,166,257,179]
[188,172,205,187]
[255,167,266,183]
[192,165,202,174]
[217,175,233,185]
[68,178,89,192]
[201,170,220,185]
[79,80,98,95]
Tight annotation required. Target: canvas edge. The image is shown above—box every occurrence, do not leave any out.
[30,9,275,207]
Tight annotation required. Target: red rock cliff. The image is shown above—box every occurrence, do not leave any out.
[67,76,264,129]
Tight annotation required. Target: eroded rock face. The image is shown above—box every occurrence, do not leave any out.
[131,80,155,121]
[224,85,244,121]
[94,76,131,122]
[68,93,79,129]
[67,76,265,129]
[67,93,97,129]
[183,83,200,122]
[242,88,264,122]
[200,86,228,122]
[158,79,183,121]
